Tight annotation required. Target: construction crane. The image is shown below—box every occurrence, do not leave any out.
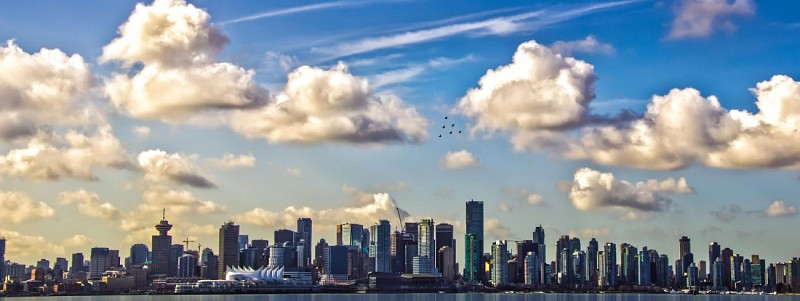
[182,237,196,250]
[393,198,404,231]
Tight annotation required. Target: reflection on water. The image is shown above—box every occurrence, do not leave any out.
[12,293,800,301]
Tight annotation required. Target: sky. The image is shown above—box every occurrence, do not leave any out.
[0,0,799,266]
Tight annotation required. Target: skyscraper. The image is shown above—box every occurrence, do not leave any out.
[465,200,484,281]
[491,240,508,286]
[533,225,546,284]
[416,219,435,274]
[297,217,313,267]
[339,223,364,249]
[709,242,721,271]
[130,243,149,266]
[238,235,249,250]
[587,238,598,284]
[721,248,733,289]
[218,221,240,279]
[274,229,295,247]
[370,220,391,273]
[178,253,197,277]
[151,209,173,275]
[679,236,691,259]
[70,253,84,275]
[604,243,617,287]
[435,223,454,274]
[638,247,651,286]
[0,237,5,280]
[89,247,110,279]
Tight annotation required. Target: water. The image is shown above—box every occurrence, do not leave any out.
[9,294,800,301]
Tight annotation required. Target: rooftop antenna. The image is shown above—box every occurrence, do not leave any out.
[161,208,166,221]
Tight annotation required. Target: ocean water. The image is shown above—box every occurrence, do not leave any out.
[9,294,800,301]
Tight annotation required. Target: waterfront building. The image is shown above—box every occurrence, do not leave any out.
[238,235,249,251]
[638,247,651,286]
[274,229,295,247]
[219,221,240,279]
[178,253,197,277]
[89,247,110,279]
[491,240,508,286]
[70,253,84,275]
[130,244,149,266]
[339,223,364,249]
[587,238,598,284]
[0,237,4,280]
[369,220,391,273]
[603,243,617,287]
[416,218,435,274]
[435,223,455,275]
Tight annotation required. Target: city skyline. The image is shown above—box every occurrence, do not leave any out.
[1,0,800,268]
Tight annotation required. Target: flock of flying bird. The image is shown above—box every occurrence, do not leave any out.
[438,116,462,138]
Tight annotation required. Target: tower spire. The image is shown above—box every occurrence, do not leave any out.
[162,208,166,221]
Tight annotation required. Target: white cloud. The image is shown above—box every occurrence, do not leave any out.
[636,177,694,194]
[120,184,226,232]
[428,54,476,68]
[221,1,365,25]
[0,40,94,141]
[206,153,256,169]
[502,187,544,206]
[457,39,596,149]
[570,75,800,170]
[230,63,428,144]
[264,51,300,73]
[137,149,215,188]
[0,229,66,261]
[101,0,268,122]
[132,126,151,138]
[0,126,132,181]
[62,234,93,247]
[550,35,614,55]
[439,149,480,170]
[59,189,119,220]
[498,201,512,212]
[569,168,674,217]
[669,0,755,39]
[764,200,797,218]
[0,191,55,224]
[370,66,425,88]
[314,1,633,59]
[527,194,544,205]
[233,192,410,231]
[485,217,511,239]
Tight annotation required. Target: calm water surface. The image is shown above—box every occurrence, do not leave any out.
[9,294,800,301]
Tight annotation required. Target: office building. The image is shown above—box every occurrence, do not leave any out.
[369,220,391,273]
[238,235,249,251]
[70,253,84,275]
[638,247,651,286]
[274,229,295,247]
[218,221,240,279]
[130,243,149,266]
[297,217,313,267]
[89,247,110,279]
[416,219,435,274]
[587,238,598,284]
[0,237,4,280]
[438,246,456,281]
[491,240,508,286]
[178,253,197,277]
[603,243,617,287]
[435,223,455,274]
[465,200,484,282]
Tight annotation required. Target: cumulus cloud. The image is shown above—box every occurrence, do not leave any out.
[669,0,755,39]
[570,75,800,170]
[0,229,66,261]
[550,35,614,55]
[0,126,132,181]
[0,40,95,141]
[120,184,225,232]
[285,168,302,177]
[233,192,410,231]
[265,51,300,73]
[62,234,93,247]
[59,189,119,220]
[0,191,55,224]
[636,177,694,194]
[498,202,512,212]
[457,40,596,150]
[230,63,428,144]
[569,168,679,218]
[485,217,511,239]
[101,0,268,122]
[206,153,256,169]
[569,227,611,238]
[440,149,480,169]
[137,149,215,188]
[763,200,797,218]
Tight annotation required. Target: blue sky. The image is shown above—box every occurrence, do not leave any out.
[1,0,799,266]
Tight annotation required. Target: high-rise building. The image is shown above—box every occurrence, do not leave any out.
[238,235,249,251]
[218,221,240,279]
[435,223,454,274]
[709,242,721,272]
[491,240,508,286]
[370,220,391,273]
[339,223,364,249]
[202,251,218,280]
[603,243,617,287]
[0,237,5,280]
[687,262,699,288]
[751,255,765,288]
[699,260,707,281]
[465,200,484,281]
[274,229,295,247]
[36,258,50,272]
[638,247,651,286]
[169,244,183,276]
[524,252,539,285]
[151,209,173,275]
[70,253,84,275]
[89,247,110,279]
[556,235,573,285]
[464,233,481,282]
[732,253,744,290]
[515,240,536,284]
[533,225,546,280]
[587,238,598,284]
[679,236,691,258]
[712,259,724,290]
[721,248,733,289]
[297,217,313,267]
[437,246,456,281]
[620,244,638,285]
[416,219,435,274]
[130,244,149,266]
[54,257,69,272]
[178,253,197,277]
